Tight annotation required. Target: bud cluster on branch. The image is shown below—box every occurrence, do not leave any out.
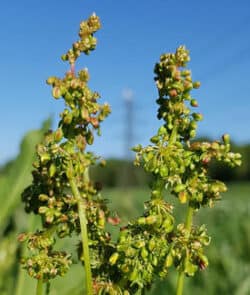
[19,15,113,290]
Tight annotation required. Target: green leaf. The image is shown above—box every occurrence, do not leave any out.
[0,118,51,232]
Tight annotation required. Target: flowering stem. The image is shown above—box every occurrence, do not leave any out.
[185,205,194,232]
[168,126,178,145]
[70,62,75,75]
[176,272,184,295]
[69,168,93,295]
[175,205,194,295]
[169,123,194,295]
[36,279,43,295]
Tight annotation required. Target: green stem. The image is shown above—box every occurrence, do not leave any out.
[184,205,194,232]
[36,279,43,295]
[69,168,93,295]
[175,205,194,295]
[168,125,178,145]
[15,215,36,295]
[176,272,184,295]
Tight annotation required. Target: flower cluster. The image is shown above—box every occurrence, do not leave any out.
[19,14,113,287]
[18,231,71,281]
[109,199,174,293]
[62,13,101,63]
[170,224,210,276]
[106,46,241,294]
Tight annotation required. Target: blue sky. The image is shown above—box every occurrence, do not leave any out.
[0,0,250,164]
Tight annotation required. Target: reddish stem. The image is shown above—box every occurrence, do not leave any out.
[70,63,75,75]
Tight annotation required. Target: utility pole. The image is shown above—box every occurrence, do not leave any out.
[122,88,134,187]
[122,88,134,160]
[121,88,136,214]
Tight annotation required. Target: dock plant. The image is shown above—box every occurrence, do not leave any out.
[125,46,242,294]
[19,14,112,295]
[19,13,241,295]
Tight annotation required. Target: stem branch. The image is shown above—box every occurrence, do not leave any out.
[168,125,178,145]
[175,205,194,295]
[69,168,93,295]
[36,279,43,295]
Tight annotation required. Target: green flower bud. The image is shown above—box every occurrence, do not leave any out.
[193,81,201,89]
[65,92,73,101]
[141,247,148,259]
[49,163,57,177]
[61,54,68,61]
[39,194,49,201]
[151,190,161,198]
[134,240,145,249]
[158,125,167,136]
[138,217,146,225]
[63,113,73,125]
[211,141,220,150]
[150,135,160,144]
[198,253,209,270]
[190,130,196,138]
[46,212,55,223]
[125,247,137,258]
[146,215,158,225]
[129,268,139,281]
[66,165,74,179]
[190,120,197,130]
[174,184,186,193]
[178,191,187,204]
[234,159,242,166]
[52,87,62,99]
[86,131,94,145]
[167,122,173,130]
[70,79,79,89]
[222,133,230,144]
[184,81,193,91]
[46,77,56,85]
[181,70,191,77]
[121,264,129,273]
[185,260,198,276]
[109,252,119,265]
[190,99,198,107]
[160,166,168,177]
[148,239,156,251]
[149,256,157,267]
[54,128,63,142]
[132,144,142,152]
[60,85,67,96]
[38,206,47,214]
[192,113,203,121]
[40,153,50,163]
[164,254,173,268]
[162,216,174,233]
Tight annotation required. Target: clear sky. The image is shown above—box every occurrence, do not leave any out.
[0,0,250,164]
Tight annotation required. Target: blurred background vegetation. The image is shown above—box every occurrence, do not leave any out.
[0,124,249,294]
